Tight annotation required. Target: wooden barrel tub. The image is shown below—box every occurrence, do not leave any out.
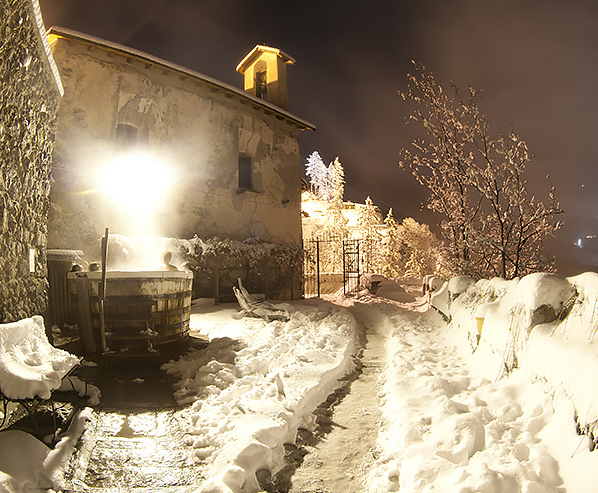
[67,270,193,355]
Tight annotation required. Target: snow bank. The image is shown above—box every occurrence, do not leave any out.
[446,272,598,432]
[163,300,359,492]
[527,272,598,431]
[360,284,598,493]
[0,316,80,400]
[0,408,93,492]
[373,278,417,303]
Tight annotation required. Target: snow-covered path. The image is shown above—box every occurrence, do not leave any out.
[288,323,385,492]
[352,298,568,492]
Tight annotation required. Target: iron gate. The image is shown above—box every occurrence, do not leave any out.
[342,239,360,295]
[303,239,321,298]
[303,238,360,297]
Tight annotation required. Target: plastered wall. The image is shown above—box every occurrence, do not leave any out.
[48,36,304,264]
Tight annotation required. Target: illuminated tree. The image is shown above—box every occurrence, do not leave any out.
[326,160,349,272]
[399,63,563,279]
[303,155,349,273]
[382,209,403,278]
[399,217,439,277]
[305,153,345,205]
[357,196,383,274]
[328,157,345,203]
[305,151,329,200]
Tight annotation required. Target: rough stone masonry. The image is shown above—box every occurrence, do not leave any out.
[0,0,62,322]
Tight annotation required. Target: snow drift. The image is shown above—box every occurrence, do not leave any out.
[162,300,359,492]
[440,272,598,436]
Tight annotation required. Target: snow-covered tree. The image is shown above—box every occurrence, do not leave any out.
[328,157,345,203]
[382,209,403,278]
[303,154,349,272]
[399,217,439,277]
[305,151,329,200]
[357,196,384,274]
[305,153,346,204]
[399,63,563,279]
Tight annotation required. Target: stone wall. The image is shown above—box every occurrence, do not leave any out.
[0,0,62,322]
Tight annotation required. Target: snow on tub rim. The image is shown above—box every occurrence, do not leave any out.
[0,315,80,401]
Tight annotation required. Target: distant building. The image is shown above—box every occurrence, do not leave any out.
[0,0,63,322]
[302,192,384,241]
[46,28,315,277]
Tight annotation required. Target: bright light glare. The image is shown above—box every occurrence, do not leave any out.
[101,152,174,214]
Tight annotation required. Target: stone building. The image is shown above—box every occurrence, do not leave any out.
[46,28,315,277]
[0,0,63,322]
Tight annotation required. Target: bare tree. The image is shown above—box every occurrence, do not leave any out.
[399,63,563,279]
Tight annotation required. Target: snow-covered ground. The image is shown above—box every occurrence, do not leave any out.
[162,297,360,492]
[161,273,598,492]
[2,273,598,492]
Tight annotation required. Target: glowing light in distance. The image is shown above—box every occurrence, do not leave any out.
[101,152,174,213]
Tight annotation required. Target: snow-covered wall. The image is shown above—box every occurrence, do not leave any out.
[0,0,62,322]
[442,272,598,433]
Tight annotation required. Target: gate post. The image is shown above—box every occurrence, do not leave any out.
[342,240,349,296]
[316,240,321,298]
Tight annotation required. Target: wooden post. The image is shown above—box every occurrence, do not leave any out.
[75,273,97,354]
[290,263,295,300]
[99,228,109,353]
[214,264,220,305]
[264,259,270,300]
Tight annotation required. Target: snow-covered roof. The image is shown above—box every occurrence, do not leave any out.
[236,44,296,73]
[46,27,315,131]
[27,0,63,96]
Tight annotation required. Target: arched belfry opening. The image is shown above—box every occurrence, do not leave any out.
[236,45,295,110]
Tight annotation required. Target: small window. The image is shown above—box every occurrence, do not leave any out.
[238,155,252,190]
[115,123,138,148]
[255,70,267,100]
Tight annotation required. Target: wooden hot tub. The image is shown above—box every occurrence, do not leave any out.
[68,270,193,356]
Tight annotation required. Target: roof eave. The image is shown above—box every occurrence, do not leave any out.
[47,27,315,131]
[236,44,296,73]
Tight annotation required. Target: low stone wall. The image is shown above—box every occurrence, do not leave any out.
[0,0,62,321]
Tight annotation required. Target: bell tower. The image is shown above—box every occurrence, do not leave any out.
[236,45,295,110]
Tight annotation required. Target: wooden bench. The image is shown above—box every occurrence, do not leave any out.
[233,278,290,322]
[0,316,83,432]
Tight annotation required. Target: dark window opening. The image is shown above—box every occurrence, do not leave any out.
[255,70,267,100]
[115,123,138,148]
[238,155,253,190]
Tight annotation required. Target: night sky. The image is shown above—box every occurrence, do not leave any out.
[37,0,598,274]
